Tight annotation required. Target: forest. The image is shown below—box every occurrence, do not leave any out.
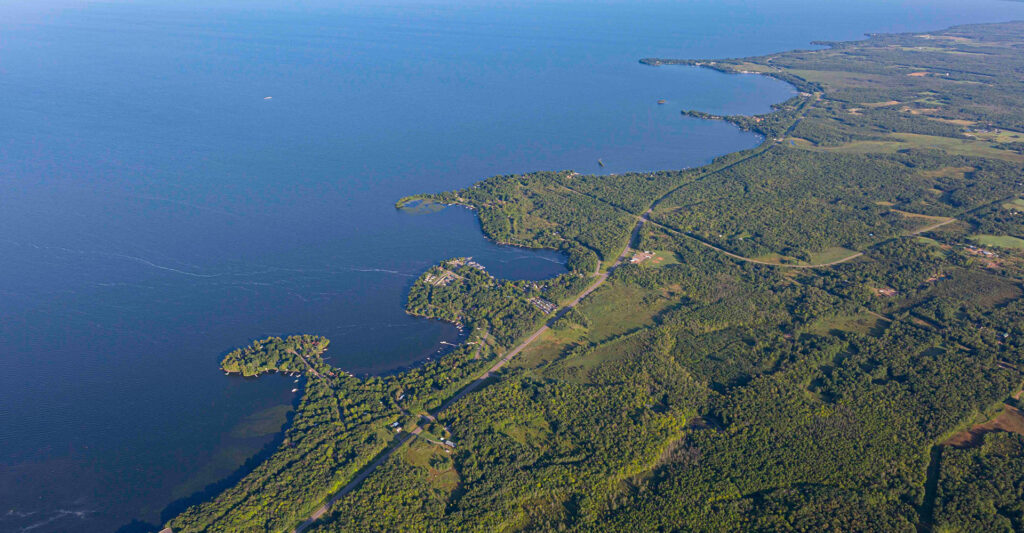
[167,21,1024,533]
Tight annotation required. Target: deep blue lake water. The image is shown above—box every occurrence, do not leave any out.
[2,0,1023,531]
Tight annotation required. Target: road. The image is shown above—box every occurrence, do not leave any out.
[290,97,872,530]
[290,168,948,533]
[285,347,323,379]
[908,217,955,235]
[292,219,639,533]
[293,427,421,533]
[289,140,861,531]
[639,212,864,268]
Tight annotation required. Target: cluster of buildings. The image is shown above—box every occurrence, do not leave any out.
[530,297,557,314]
[423,270,459,287]
[630,250,655,264]
[425,258,489,287]
[964,244,998,258]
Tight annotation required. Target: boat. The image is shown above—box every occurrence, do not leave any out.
[597,158,605,167]
[292,388,298,392]
[657,99,666,104]
[264,96,273,100]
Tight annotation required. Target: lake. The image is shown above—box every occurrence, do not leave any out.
[2,0,1022,531]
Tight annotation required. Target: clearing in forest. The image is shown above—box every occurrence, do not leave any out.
[971,234,1024,250]
[787,133,1024,162]
[943,404,1024,448]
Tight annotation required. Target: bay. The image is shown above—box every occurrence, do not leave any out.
[1,0,1022,531]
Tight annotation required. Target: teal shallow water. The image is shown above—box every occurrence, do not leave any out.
[1,1,1023,530]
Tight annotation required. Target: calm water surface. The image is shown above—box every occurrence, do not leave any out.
[1,0,1023,530]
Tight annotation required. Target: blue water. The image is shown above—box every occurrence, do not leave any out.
[1,0,1022,531]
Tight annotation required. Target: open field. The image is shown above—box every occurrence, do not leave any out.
[787,133,1024,162]
[918,166,974,180]
[971,234,1024,250]
[403,439,460,492]
[1001,198,1024,210]
[640,249,680,268]
[806,311,886,337]
[807,247,859,265]
[555,334,637,380]
[578,282,678,342]
[943,405,1024,448]
[507,327,585,370]
[965,128,1024,144]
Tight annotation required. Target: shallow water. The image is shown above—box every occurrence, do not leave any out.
[1,0,1023,530]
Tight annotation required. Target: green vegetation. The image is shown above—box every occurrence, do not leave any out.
[221,335,330,377]
[168,21,1024,533]
[576,280,680,342]
[935,432,1024,532]
[399,170,686,266]
[406,258,543,348]
[971,234,1024,250]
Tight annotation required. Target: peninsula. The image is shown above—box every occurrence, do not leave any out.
[167,22,1024,532]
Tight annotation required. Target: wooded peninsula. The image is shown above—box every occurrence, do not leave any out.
[167,22,1024,532]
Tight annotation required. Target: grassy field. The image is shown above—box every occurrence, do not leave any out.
[508,327,586,370]
[966,128,1024,144]
[806,311,885,337]
[787,133,1024,162]
[971,234,1024,250]
[918,166,974,180]
[555,334,637,381]
[640,250,680,268]
[1002,198,1024,210]
[808,247,859,264]
[786,69,892,89]
[578,282,679,342]
[403,438,459,493]
[891,210,956,235]
[728,61,781,74]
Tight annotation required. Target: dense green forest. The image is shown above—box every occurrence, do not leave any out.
[168,22,1024,532]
